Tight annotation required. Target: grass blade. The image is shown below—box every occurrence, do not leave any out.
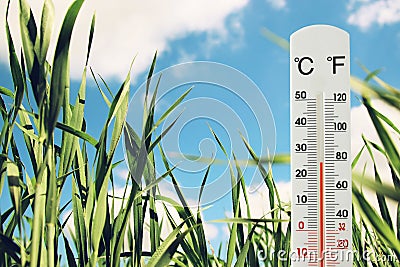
[362,136,393,229]
[0,233,21,264]
[39,0,54,62]
[363,97,400,179]
[353,183,400,251]
[6,6,25,122]
[234,224,258,267]
[86,13,95,65]
[47,0,84,135]
[146,221,198,267]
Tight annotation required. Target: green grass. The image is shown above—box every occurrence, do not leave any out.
[350,73,400,267]
[0,1,399,266]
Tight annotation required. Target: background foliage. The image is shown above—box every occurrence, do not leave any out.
[0,1,399,266]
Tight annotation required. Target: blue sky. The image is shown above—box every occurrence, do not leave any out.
[1,0,400,254]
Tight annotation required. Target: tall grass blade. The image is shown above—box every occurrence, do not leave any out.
[261,28,289,51]
[362,136,393,229]
[208,127,242,266]
[61,231,78,267]
[6,7,25,123]
[18,0,44,108]
[146,221,198,267]
[158,147,203,261]
[0,233,21,264]
[353,183,400,252]
[149,86,192,137]
[47,0,84,135]
[72,178,88,266]
[90,68,111,107]
[240,134,281,210]
[86,14,95,65]
[39,0,54,62]
[234,224,258,267]
[359,64,400,96]
[353,173,400,202]
[362,97,400,179]
[0,86,14,98]
[159,198,203,266]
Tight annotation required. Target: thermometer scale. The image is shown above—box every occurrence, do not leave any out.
[290,25,352,266]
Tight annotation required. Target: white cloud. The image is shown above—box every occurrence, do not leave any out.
[115,167,129,181]
[177,50,197,64]
[228,14,245,50]
[203,223,219,240]
[244,181,291,219]
[0,0,248,80]
[346,0,370,10]
[347,0,400,30]
[266,0,287,9]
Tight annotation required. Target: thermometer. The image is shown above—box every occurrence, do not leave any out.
[290,25,352,266]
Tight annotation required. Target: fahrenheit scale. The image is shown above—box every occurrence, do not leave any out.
[290,25,352,266]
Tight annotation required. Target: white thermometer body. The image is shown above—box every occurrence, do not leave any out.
[290,25,352,267]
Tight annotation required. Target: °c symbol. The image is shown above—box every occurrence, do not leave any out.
[295,56,314,76]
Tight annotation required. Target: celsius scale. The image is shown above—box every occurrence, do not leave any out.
[290,25,352,266]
